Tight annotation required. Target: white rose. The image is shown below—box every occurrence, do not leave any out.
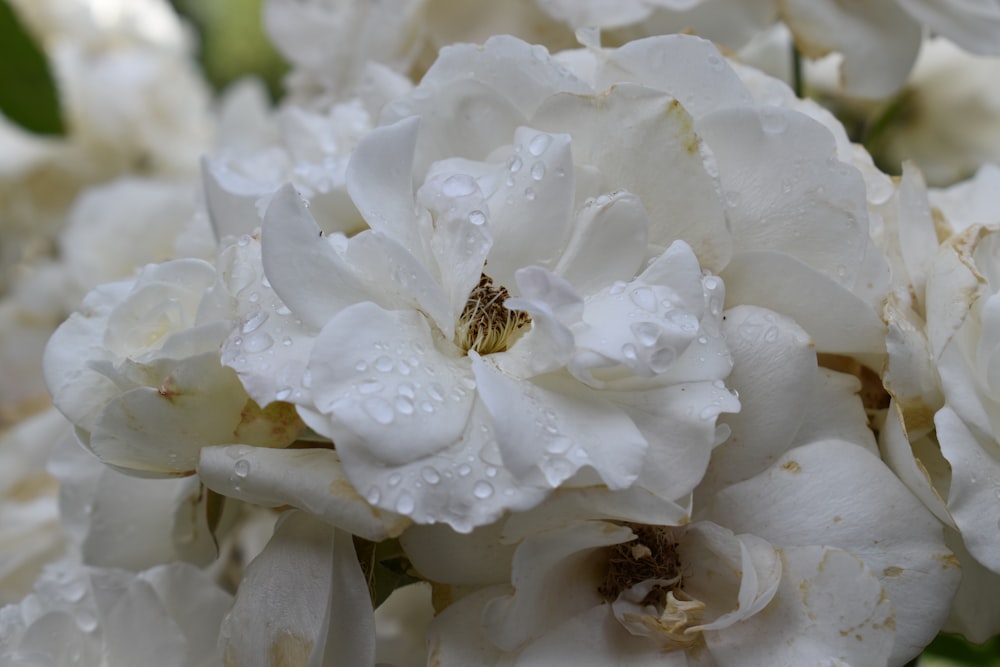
[43,258,302,477]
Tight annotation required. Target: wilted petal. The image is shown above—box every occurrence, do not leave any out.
[220,510,375,667]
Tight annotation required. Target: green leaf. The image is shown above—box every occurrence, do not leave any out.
[0,0,64,135]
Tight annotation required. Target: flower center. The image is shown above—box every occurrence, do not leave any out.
[454,273,531,355]
[600,524,707,651]
[600,524,683,607]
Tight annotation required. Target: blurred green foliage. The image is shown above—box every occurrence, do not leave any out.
[0,0,64,134]
[170,0,288,99]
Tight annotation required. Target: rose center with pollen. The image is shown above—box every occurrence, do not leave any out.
[454,273,531,355]
[600,523,706,651]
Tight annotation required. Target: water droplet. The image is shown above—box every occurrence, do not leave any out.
[473,480,495,499]
[524,187,537,201]
[366,487,381,504]
[275,387,293,401]
[428,383,445,401]
[76,610,98,632]
[358,379,383,394]
[276,304,292,315]
[648,346,676,373]
[302,369,313,388]
[630,286,657,312]
[420,401,435,413]
[699,406,719,421]
[64,580,87,602]
[530,161,546,180]
[243,332,274,353]
[468,210,486,226]
[457,463,472,477]
[398,383,416,398]
[609,281,627,295]
[355,360,368,373]
[703,276,720,291]
[248,292,260,304]
[442,174,477,197]
[836,264,848,278]
[282,336,292,346]
[237,234,251,247]
[395,395,415,415]
[545,435,573,454]
[242,310,269,334]
[528,133,552,156]
[395,492,415,515]
[375,355,394,372]
[622,343,638,361]
[508,156,523,173]
[760,108,788,134]
[363,397,395,424]
[631,322,661,346]
[421,466,441,485]
[234,459,250,479]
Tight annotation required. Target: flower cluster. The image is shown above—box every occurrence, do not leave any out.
[4,0,1000,665]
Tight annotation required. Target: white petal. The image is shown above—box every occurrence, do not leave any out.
[705,545,894,667]
[707,440,960,665]
[702,305,817,493]
[722,250,886,354]
[594,34,755,120]
[346,117,427,259]
[553,190,648,295]
[942,528,1000,642]
[217,233,316,408]
[482,520,634,651]
[310,302,474,465]
[425,586,507,667]
[532,83,732,271]
[400,519,516,586]
[935,406,1000,573]
[261,185,376,330]
[483,127,576,287]
[790,368,878,455]
[896,0,1000,54]
[332,399,548,532]
[198,444,406,541]
[220,511,375,667]
[697,106,872,288]
[472,356,648,489]
[781,0,922,97]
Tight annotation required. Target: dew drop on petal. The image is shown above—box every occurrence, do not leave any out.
[420,401,435,413]
[545,435,573,454]
[761,108,788,134]
[648,347,676,373]
[234,459,250,479]
[355,360,368,373]
[282,336,292,347]
[395,396,415,415]
[237,234,251,247]
[363,397,395,424]
[366,487,381,504]
[242,310,269,334]
[421,466,441,485]
[375,356,394,372]
[473,480,494,499]
[629,287,657,312]
[524,187,536,202]
[528,133,552,156]
[622,343,638,361]
[388,473,402,487]
[530,161,546,181]
[508,156,523,173]
[302,369,313,388]
[468,210,486,226]
[442,174,477,197]
[243,333,274,353]
[76,610,98,633]
[359,379,384,394]
[631,322,661,347]
[457,463,472,477]
[275,387,293,401]
[428,383,445,401]
[395,491,415,515]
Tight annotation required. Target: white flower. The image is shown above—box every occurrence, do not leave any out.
[415,305,958,666]
[0,560,232,667]
[43,258,303,477]
[0,409,69,606]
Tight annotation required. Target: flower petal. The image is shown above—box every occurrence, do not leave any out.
[198,445,406,541]
[309,302,475,466]
[219,510,375,667]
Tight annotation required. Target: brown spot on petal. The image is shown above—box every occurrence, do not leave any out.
[269,631,312,667]
[782,460,802,473]
[934,552,961,569]
[883,566,904,577]
[817,354,890,412]
[233,399,305,447]
[8,472,57,501]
